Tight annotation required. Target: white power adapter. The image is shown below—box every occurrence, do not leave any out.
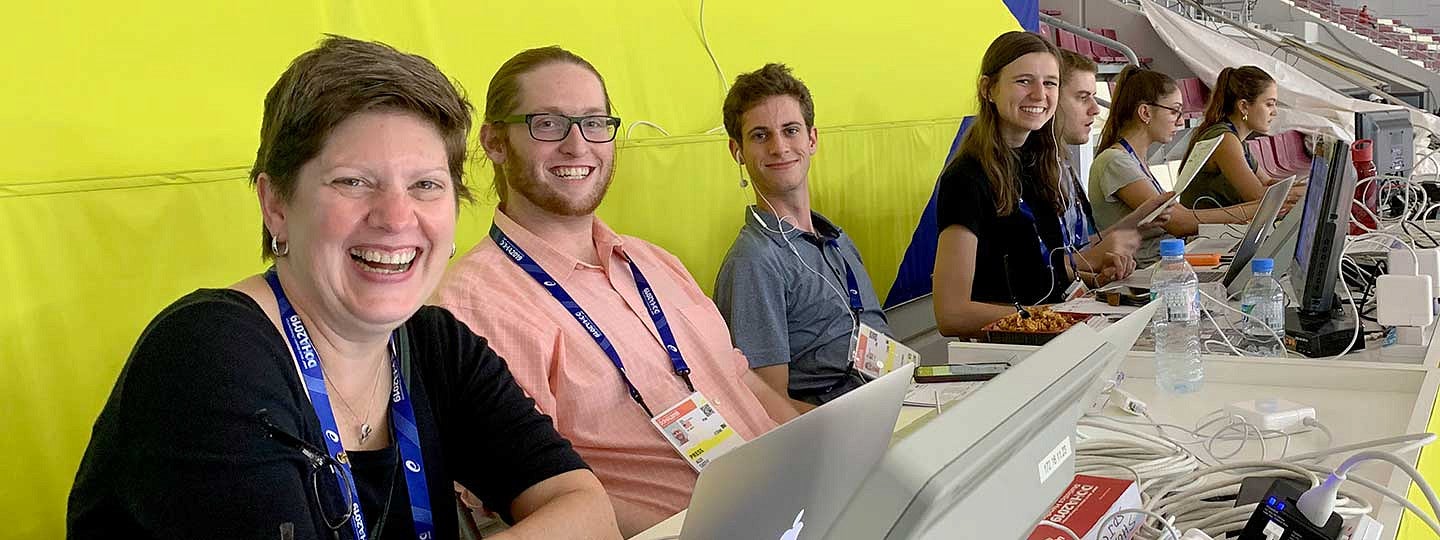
[1376,274,1435,327]
[1223,398,1316,431]
[1343,514,1383,540]
[1388,247,1440,298]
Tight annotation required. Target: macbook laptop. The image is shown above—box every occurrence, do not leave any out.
[1116,178,1294,289]
[675,363,916,540]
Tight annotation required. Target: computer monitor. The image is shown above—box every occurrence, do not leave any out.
[827,325,1115,539]
[1355,108,1413,179]
[1292,135,1357,315]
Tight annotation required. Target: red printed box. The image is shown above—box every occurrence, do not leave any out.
[1029,475,1142,540]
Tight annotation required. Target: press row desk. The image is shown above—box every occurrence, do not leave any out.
[632,334,1440,540]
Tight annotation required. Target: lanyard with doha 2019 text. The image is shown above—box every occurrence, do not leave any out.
[264,268,433,540]
[489,225,694,417]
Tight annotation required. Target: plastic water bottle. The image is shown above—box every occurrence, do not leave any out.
[1238,258,1287,357]
[1151,239,1203,394]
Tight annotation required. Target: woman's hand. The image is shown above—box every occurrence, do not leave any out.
[1115,191,1176,232]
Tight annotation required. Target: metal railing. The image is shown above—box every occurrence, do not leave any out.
[1040,12,1141,66]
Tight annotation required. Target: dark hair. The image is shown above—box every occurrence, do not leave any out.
[1096,65,1178,154]
[250,34,474,261]
[1058,49,1097,83]
[722,63,816,141]
[1181,65,1275,165]
[482,46,612,204]
[950,31,1063,216]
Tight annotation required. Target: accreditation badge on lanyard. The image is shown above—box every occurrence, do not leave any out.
[851,323,920,379]
[650,392,746,472]
[489,225,745,472]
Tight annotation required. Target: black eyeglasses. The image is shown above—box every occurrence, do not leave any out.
[498,113,622,143]
[1144,102,1183,115]
[256,410,357,535]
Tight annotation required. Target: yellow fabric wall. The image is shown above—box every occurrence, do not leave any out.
[1,1,1022,537]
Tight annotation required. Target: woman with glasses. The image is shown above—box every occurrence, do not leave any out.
[67,36,620,540]
[933,31,1139,338]
[1178,65,1303,209]
[1089,65,1261,265]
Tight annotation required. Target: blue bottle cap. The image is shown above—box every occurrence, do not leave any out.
[1251,258,1274,273]
[1159,239,1186,257]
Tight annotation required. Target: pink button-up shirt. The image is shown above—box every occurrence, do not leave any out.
[434,210,778,536]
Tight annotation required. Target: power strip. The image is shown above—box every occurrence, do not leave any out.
[1223,399,1317,431]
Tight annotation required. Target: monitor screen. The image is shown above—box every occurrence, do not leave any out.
[1290,135,1356,315]
[1355,108,1413,177]
[1291,141,1332,294]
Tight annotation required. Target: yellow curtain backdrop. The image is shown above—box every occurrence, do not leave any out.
[1,1,1023,536]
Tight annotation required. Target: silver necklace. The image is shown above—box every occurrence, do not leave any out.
[321,354,388,445]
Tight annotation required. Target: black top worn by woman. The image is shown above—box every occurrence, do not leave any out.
[68,289,587,540]
[937,144,1069,306]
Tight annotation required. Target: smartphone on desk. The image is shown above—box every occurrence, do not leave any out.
[913,363,1010,383]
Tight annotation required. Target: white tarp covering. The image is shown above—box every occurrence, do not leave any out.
[1143,0,1440,169]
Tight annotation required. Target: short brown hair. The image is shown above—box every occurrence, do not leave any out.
[1058,49,1098,84]
[250,34,474,260]
[482,46,612,203]
[722,63,815,141]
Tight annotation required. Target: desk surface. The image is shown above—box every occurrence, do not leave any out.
[630,348,1440,540]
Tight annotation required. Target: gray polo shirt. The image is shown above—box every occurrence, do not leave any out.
[714,207,891,396]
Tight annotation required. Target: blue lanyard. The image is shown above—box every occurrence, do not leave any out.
[1062,170,1092,248]
[1016,197,1077,273]
[822,239,865,317]
[489,225,693,418]
[264,269,433,540]
[1118,138,1164,193]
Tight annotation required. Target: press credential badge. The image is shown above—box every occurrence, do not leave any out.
[650,392,745,473]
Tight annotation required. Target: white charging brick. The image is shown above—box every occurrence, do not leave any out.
[1376,274,1435,327]
[1388,248,1440,297]
[1223,399,1316,431]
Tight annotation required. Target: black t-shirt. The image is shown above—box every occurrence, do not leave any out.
[68,289,587,540]
[937,147,1068,305]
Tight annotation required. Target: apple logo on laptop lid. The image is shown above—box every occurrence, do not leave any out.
[779,509,805,540]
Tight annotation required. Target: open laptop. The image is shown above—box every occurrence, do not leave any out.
[1117,177,1294,288]
[675,363,916,540]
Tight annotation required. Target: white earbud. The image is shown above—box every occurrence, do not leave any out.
[734,149,748,188]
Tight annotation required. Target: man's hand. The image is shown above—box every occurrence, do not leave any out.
[1093,251,1137,286]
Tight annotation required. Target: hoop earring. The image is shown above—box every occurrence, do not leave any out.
[1242,112,1249,122]
[450,244,457,259]
[270,236,289,257]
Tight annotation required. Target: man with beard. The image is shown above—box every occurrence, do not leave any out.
[434,47,798,537]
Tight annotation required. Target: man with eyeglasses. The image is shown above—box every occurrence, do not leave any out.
[434,47,798,537]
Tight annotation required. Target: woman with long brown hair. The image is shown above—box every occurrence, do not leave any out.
[1089,65,1261,265]
[1178,66,1299,208]
[933,31,1135,337]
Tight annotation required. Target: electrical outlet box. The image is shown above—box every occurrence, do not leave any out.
[1224,399,1316,431]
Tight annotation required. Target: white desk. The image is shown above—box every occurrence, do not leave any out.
[632,341,1440,540]
[952,341,1440,540]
